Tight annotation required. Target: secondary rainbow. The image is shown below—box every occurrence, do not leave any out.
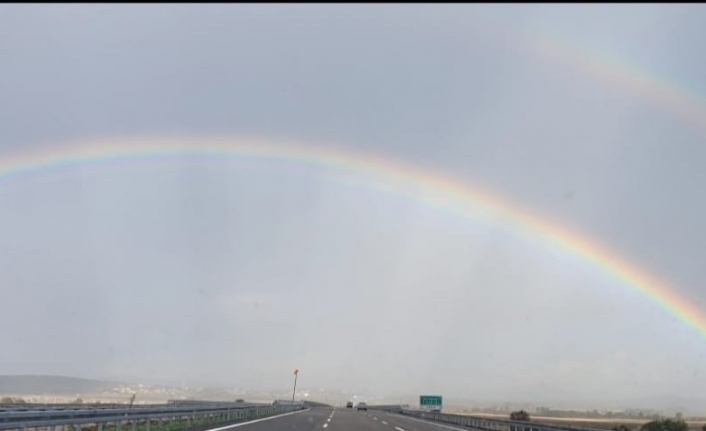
[0,135,703,340]
[472,19,706,138]
[533,35,706,136]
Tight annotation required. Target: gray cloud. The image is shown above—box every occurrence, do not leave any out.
[1,4,706,410]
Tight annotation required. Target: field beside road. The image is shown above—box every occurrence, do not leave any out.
[453,412,706,431]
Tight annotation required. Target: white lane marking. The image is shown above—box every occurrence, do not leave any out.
[205,408,310,431]
[327,418,331,422]
[382,421,388,425]
[374,417,378,421]
[395,427,405,431]
[323,424,328,429]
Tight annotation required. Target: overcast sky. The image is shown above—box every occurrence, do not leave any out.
[2,4,706,410]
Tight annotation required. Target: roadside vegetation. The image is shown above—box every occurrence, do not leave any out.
[510,410,531,421]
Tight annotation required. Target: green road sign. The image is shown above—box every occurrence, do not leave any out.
[419,395,442,410]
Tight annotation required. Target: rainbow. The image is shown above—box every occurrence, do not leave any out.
[533,35,706,136]
[469,19,706,138]
[0,134,703,339]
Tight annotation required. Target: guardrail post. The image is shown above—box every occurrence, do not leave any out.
[116,420,122,431]
[98,423,104,431]
[146,420,150,431]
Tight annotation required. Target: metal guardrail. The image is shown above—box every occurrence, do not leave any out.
[165,401,265,408]
[0,403,304,431]
[0,407,163,414]
[0,402,263,413]
[369,408,607,431]
[0,406,239,422]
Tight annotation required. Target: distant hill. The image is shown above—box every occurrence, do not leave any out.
[0,375,117,395]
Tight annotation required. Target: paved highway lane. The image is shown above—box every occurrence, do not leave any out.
[207,407,332,431]
[205,407,471,431]
[368,410,472,431]
[321,408,392,431]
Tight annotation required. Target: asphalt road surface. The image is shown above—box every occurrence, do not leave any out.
[207,407,471,431]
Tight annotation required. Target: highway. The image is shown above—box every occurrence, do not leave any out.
[213,407,473,431]
[0,401,599,431]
